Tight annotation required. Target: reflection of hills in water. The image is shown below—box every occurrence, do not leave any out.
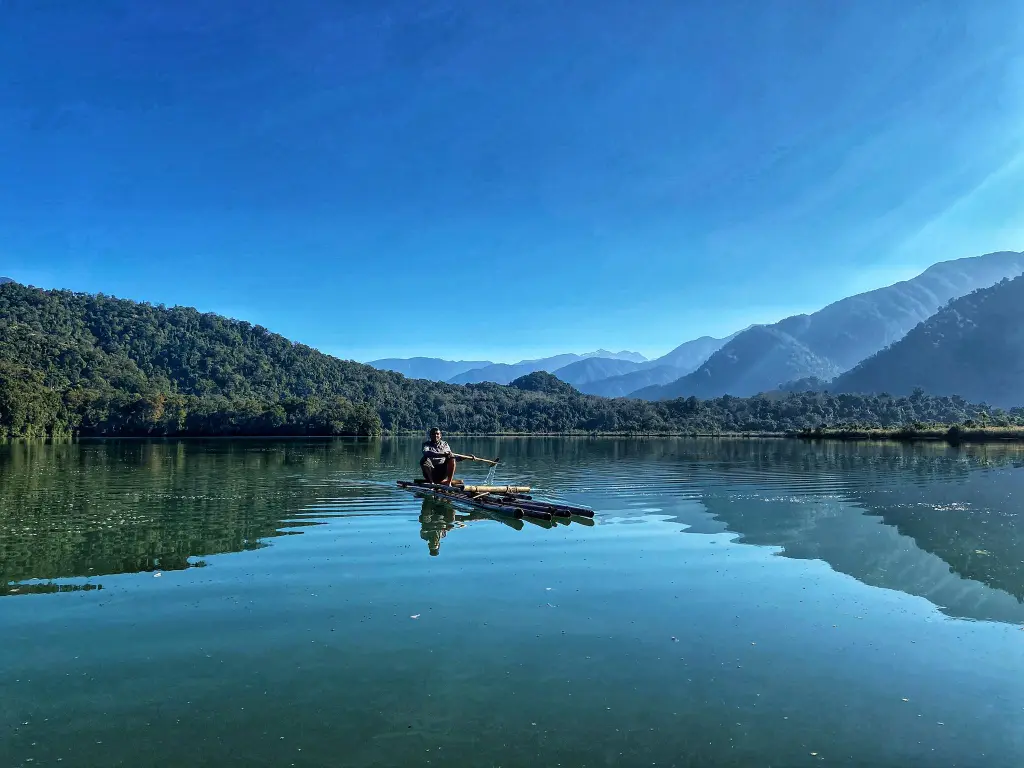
[668,441,1024,624]
[0,439,395,594]
[461,436,1024,624]
[4,437,1024,622]
[1,438,549,592]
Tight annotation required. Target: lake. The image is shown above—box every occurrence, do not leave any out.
[3,438,1024,767]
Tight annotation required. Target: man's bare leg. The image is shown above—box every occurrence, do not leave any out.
[442,457,457,486]
[421,461,434,482]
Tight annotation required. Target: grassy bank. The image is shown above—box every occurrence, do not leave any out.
[792,423,1024,444]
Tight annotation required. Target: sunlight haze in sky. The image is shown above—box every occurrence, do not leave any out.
[2,1,1022,362]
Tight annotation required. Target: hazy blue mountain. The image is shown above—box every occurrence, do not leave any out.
[597,349,648,364]
[833,276,1024,408]
[633,250,1024,400]
[655,335,736,371]
[581,364,682,397]
[580,335,733,397]
[0,277,13,285]
[448,349,645,385]
[368,357,492,381]
[552,357,645,389]
[785,251,1024,370]
[633,326,842,400]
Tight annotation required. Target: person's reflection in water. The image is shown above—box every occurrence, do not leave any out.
[418,497,459,556]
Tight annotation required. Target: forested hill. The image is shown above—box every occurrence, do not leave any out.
[0,282,1018,438]
[835,276,1024,407]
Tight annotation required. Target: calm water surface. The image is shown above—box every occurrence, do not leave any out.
[2,438,1024,767]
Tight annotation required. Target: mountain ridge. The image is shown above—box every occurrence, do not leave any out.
[447,349,646,385]
[633,326,842,400]
[0,280,1018,438]
[833,275,1024,407]
[368,357,493,381]
[552,357,644,389]
[579,335,735,397]
[633,250,1024,400]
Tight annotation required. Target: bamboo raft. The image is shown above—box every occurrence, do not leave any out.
[397,479,595,523]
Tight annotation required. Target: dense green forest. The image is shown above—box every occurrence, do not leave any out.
[1,282,1022,439]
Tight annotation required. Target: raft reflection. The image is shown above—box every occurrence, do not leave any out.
[416,496,527,556]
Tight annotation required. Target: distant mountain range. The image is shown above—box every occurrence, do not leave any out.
[370,338,729,395]
[552,357,645,389]
[578,335,735,397]
[633,326,843,401]
[449,350,646,385]
[371,349,647,386]
[367,250,1024,406]
[0,277,13,285]
[368,357,492,381]
[833,275,1024,408]
[633,251,1024,400]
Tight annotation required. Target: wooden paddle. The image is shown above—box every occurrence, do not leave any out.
[451,453,500,466]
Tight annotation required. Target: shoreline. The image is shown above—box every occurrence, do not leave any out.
[7,427,1024,445]
[789,425,1024,444]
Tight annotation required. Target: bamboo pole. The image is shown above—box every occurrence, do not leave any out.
[409,481,532,495]
[488,497,594,518]
[452,453,501,465]
[459,484,532,495]
[397,480,589,522]
[404,483,525,520]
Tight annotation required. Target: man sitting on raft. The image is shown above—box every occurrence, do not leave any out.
[421,427,457,485]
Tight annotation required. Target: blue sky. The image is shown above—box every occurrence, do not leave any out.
[2,1,1022,363]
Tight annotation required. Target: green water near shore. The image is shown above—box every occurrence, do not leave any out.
[3,438,1024,766]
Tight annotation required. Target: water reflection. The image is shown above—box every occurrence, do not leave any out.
[2,438,1023,624]
[418,497,458,556]
[417,496,531,556]
[5,438,1024,768]
[662,441,1024,624]
[0,439,336,594]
